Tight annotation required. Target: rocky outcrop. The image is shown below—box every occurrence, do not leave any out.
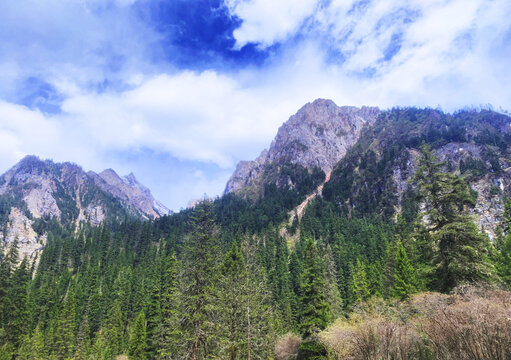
[0,155,170,262]
[225,99,380,194]
[2,207,46,264]
[94,169,168,219]
[226,102,511,241]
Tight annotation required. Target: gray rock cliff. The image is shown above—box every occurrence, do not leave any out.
[225,99,380,194]
[0,156,170,262]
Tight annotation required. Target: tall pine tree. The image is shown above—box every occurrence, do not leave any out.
[54,284,76,360]
[299,238,330,338]
[181,200,220,359]
[391,240,417,300]
[414,143,495,291]
[157,251,181,359]
[351,259,370,304]
[129,310,149,360]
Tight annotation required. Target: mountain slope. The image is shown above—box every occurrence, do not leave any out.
[0,155,170,261]
[225,99,380,195]
[226,101,511,239]
[320,107,511,237]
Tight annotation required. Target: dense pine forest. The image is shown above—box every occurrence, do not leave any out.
[2,108,511,359]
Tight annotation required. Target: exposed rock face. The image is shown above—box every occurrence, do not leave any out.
[225,99,380,194]
[3,208,46,262]
[226,101,511,241]
[389,144,510,238]
[95,169,168,219]
[0,155,170,262]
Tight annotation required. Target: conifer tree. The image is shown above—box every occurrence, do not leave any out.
[498,233,511,286]
[0,240,19,327]
[289,251,303,319]
[157,251,181,359]
[129,310,149,360]
[391,240,417,299]
[146,272,162,358]
[54,285,77,360]
[181,200,220,359]
[242,241,277,360]
[74,314,91,360]
[219,243,246,360]
[17,325,45,360]
[299,239,330,338]
[414,143,495,291]
[87,288,103,340]
[351,259,370,304]
[103,299,124,357]
[270,233,293,327]
[3,257,30,349]
[324,246,343,318]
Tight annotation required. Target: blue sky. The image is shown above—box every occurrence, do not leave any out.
[1,0,510,210]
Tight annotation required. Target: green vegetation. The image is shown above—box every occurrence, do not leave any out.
[1,108,511,359]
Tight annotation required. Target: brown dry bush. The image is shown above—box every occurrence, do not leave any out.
[321,317,426,360]
[320,287,511,360]
[418,288,511,360]
[275,333,301,360]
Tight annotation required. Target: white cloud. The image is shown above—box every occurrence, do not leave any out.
[0,0,159,102]
[0,101,60,171]
[226,0,320,48]
[226,0,511,107]
[1,0,511,209]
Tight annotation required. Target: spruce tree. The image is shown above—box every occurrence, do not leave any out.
[146,272,162,358]
[181,200,220,359]
[498,233,511,286]
[103,299,124,357]
[54,285,76,360]
[0,240,19,328]
[351,259,370,304]
[270,233,293,328]
[242,241,277,360]
[157,251,181,359]
[414,143,495,291]
[74,314,91,360]
[299,238,330,338]
[324,245,343,319]
[129,310,149,360]
[289,251,303,320]
[219,243,246,360]
[17,325,45,360]
[391,240,417,300]
[3,257,30,348]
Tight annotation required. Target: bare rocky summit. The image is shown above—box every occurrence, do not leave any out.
[225,99,380,194]
[95,169,168,220]
[0,155,170,262]
[224,100,511,241]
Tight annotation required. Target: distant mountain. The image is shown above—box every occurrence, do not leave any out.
[0,155,170,261]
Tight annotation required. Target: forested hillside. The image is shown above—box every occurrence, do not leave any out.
[1,107,511,359]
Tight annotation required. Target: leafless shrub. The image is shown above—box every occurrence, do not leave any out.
[419,290,511,360]
[275,333,301,360]
[320,286,511,360]
[321,316,425,360]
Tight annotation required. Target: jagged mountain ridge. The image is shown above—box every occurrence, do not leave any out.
[225,100,511,238]
[0,155,170,260]
[225,99,380,194]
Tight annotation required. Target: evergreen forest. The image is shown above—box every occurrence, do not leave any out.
[2,108,511,359]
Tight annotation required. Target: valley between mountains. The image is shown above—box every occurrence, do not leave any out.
[2,99,511,359]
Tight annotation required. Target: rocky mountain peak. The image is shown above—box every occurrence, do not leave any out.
[0,156,170,262]
[123,172,138,186]
[96,168,168,219]
[224,99,380,194]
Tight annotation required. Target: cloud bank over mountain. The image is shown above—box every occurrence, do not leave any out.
[1,0,510,209]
